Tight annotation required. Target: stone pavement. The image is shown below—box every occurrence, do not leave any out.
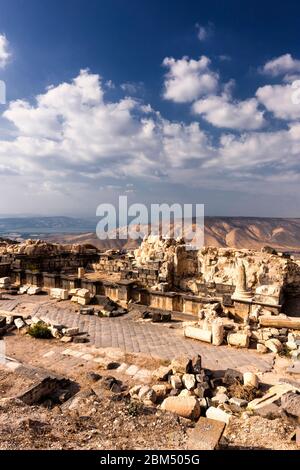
[0,298,274,373]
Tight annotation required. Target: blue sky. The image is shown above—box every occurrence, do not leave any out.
[0,0,300,217]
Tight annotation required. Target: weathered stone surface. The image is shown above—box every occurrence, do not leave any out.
[171,357,192,375]
[212,320,224,346]
[14,318,25,329]
[125,365,140,376]
[227,332,249,348]
[182,374,196,391]
[206,406,231,424]
[86,372,102,382]
[257,343,268,354]
[265,338,283,353]
[50,288,69,300]
[27,286,42,295]
[179,389,193,398]
[138,385,157,403]
[254,403,282,419]
[19,285,30,294]
[161,396,201,420]
[184,326,212,343]
[152,384,169,398]
[60,336,72,343]
[191,355,202,374]
[187,417,225,450]
[129,385,142,397]
[62,327,79,337]
[152,366,172,381]
[229,397,248,408]
[170,374,182,390]
[281,392,300,418]
[223,369,243,386]
[194,382,210,399]
[211,393,229,405]
[215,386,227,395]
[243,372,259,389]
[248,383,298,410]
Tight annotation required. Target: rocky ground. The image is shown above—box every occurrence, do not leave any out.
[0,331,299,450]
[0,391,189,450]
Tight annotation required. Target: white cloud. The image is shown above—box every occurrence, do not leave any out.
[262,53,300,77]
[162,56,219,103]
[256,83,300,120]
[193,93,265,130]
[1,69,300,212]
[0,34,10,68]
[162,121,214,167]
[120,82,144,95]
[195,23,214,41]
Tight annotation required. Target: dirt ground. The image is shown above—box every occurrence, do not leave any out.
[0,332,299,450]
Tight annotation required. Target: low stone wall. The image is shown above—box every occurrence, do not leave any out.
[18,376,70,405]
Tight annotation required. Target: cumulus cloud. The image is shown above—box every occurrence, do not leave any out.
[0,34,10,68]
[193,93,265,130]
[162,56,219,103]
[256,82,300,120]
[1,68,300,211]
[262,53,300,77]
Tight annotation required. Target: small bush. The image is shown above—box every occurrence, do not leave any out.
[28,321,52,339]
[126,400,144,417]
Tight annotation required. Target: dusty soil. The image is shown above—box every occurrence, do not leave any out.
[223,415,297,450]
[0,368,34,399]
[0,393,189,450]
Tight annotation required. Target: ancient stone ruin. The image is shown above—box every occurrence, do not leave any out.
[1,235,300,354]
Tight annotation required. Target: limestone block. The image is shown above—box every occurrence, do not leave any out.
[265,338,283,353]
[27,286,42,295]
[62,327,79,337]
[77,288,90,299]
[212,320,224,346]
[179,389,193,398]
[170,374,182,390]
[77,297,90,306]
[161,396,201,420]
[211,394,229,405]
[243,372,259,388]
[138,385,157,404]
[182,374,196,391]
[257,343,268,354]
[184,326,212,343]
[248,383,298,410]
[171,357,192,374]
[152,366,172,381]
[206,406,231,424]
[14,318,25,329]
[227,332,249,348]
[50,288,69,300]
[229,397,248,408]
[152,384,169,398]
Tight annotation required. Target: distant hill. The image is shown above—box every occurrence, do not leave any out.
[2,216,300,252]
[45,216,300,252]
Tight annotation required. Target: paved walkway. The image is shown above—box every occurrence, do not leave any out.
[1,298,274,373]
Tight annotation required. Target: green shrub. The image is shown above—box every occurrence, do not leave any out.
[28,321,52,339]
[126,400,144,417]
